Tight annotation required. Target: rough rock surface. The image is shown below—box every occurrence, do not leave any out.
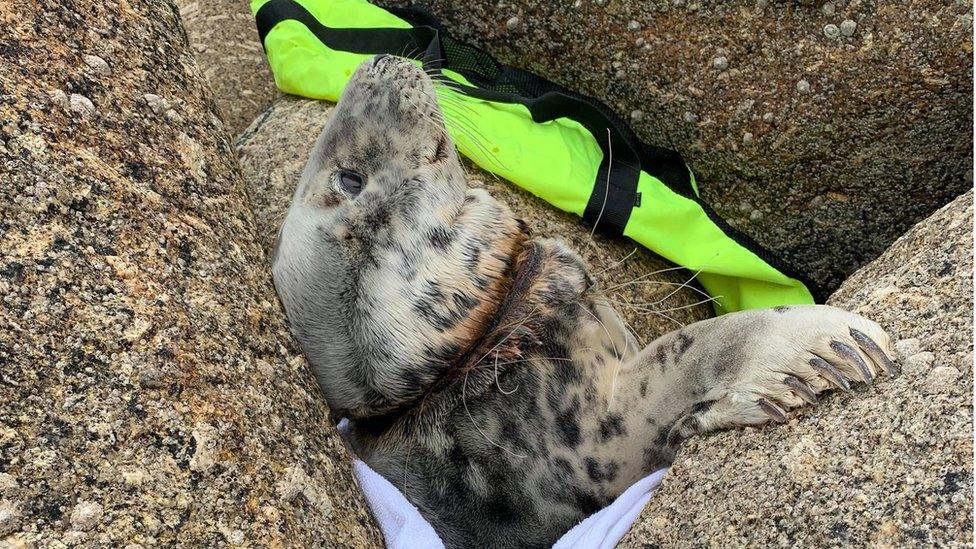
[178,0,278,136]
[620,190,973,547]
[237,95,713,345]
[0,1,380,546]
[382,0,974,294]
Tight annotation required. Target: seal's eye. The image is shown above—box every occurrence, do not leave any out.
[338,170,365,197]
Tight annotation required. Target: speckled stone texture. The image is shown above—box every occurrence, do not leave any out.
[620,189,973,547]
[381,0,974,295]
[236,95,712,347]
[0,1,380,546]
[177,0,278,136]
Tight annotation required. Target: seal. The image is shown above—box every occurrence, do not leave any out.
[272,55,899,548]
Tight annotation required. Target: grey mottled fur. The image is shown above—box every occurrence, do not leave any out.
[272,56,897,548]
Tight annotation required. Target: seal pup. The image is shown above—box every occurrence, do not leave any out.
[271,55,898,548]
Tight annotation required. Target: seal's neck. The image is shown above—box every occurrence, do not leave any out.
[344,189,531,420]
[350,226,540,430]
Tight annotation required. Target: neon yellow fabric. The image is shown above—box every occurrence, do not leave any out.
[252,0,815,313]
[626,173,813,314]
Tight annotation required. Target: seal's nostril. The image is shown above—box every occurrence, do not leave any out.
[371,54,390,68]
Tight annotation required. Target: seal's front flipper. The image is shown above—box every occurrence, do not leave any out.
[627,305,897,465]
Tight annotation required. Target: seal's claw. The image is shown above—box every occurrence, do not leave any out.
[756,397,788,423]
[784,375,818,404]
[663,306,896,436]
[809,356,851,392]
[850,327,900,376]
[830,340,875,384]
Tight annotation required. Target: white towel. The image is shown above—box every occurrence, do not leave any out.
[351,459,446,547]
[551,468,667,549]
[340,421,667,549]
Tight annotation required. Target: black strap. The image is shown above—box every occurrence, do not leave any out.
[254,0,826,301]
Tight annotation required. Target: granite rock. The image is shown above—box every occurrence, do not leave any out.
[381,0,974,294]
[620,190,973,547]
[177,0,278,136]
[0,1,380,546]
[236,95,712,354]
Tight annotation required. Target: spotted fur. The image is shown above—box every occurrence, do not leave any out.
[272,56,897,548]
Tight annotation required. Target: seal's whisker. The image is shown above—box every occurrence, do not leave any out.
[396,42,419,61]
[609,293,720,311]
[608,295,720,315]
[437,98,484,128]
[589,127,613,240]
[416,94,445,126]
[443,121,495,160]
[457,159,471,180]
[401,438,414,494]
[590,248,639,279]
[426,92,510,171]
[603,279,714,302]
[404,94,442,132]
[421,56,447,68]
[466,304,545,380]
[434,88,480,115]
[613,251,723,308]
[441,114,509,170]
[617,312,648,348]
[440,102,486,132]
[642,268,705,307]
[439,102,491,142]
[582,305,620,361]
[443,126,507,171]
[490,356,575,368]
[574,129,616,274]
[421,57,447,68]
[441,117,491,156]
[570,128,618,275]
[433,90,486,129]
[443,115,485,147]
[462,369,528,459]
[652,296,720,313]
[582,303,626,411]
[646,308,685,329]
[599,265,692,293]
[493,351,520,395]
[495,355,578,364]
[486,346,600,372]
[423,68,451,82]
[483,305,541,340]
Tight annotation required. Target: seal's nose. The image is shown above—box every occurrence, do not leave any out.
[364,54,427,83]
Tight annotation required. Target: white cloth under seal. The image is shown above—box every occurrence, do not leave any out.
[340,419,668,548]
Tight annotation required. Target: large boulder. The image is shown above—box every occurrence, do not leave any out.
[382,0,973,294]
[178,0,278,136]
[236,95,713,346]
[0,1,380,546]
[620,189,973,546]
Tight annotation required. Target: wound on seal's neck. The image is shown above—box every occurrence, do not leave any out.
[348,242,556,443]
[342,190,531,421]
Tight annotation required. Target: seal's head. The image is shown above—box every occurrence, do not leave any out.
[272,56,526,420]
[285,54,465,214]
